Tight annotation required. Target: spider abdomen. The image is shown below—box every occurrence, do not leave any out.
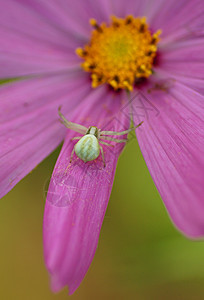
[74,134,100,163]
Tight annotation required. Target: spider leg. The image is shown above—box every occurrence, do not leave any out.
[100,140,114,147]
[100,145,106,167]
[70,147,75,163]
[71,137,81,141]
[58,106,88,134]
[100,136,127,143]
[100,121,143,136]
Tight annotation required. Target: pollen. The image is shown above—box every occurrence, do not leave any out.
[76,16,161,91]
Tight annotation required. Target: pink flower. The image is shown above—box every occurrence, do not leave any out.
[1,0,204,295]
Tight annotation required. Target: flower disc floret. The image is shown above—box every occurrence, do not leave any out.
[76,16,161,91]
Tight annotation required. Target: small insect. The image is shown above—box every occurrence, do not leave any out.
[58,107,143,167]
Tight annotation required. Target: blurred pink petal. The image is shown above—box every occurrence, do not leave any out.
[156,37,204,93]
[161,38,204,62]
[43,89,130,294]
[0,72,91,197]
[0,0,89,78]
[149,0,204,41]
[134,82,204,237]
[160,61,204,79]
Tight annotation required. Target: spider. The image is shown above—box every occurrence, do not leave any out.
[58,107,143,167]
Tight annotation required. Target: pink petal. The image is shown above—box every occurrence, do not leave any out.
[0,0,91,78]
[43,88,130,294]
[155,37,204,94]
[160,38,204,62]
[124,0,162,19]
[155,67,204,95]
[148,0,204,42]
[132,82,204,238]
[159,61,204,80]
[0,72,92,198]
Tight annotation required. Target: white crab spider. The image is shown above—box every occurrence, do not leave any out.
[58,107,143,167]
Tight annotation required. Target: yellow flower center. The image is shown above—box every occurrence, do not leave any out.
[76,16,161,91]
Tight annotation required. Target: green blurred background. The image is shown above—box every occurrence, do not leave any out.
[1,138,204,300]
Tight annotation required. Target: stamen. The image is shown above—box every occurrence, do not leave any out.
[76,16,161,91]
